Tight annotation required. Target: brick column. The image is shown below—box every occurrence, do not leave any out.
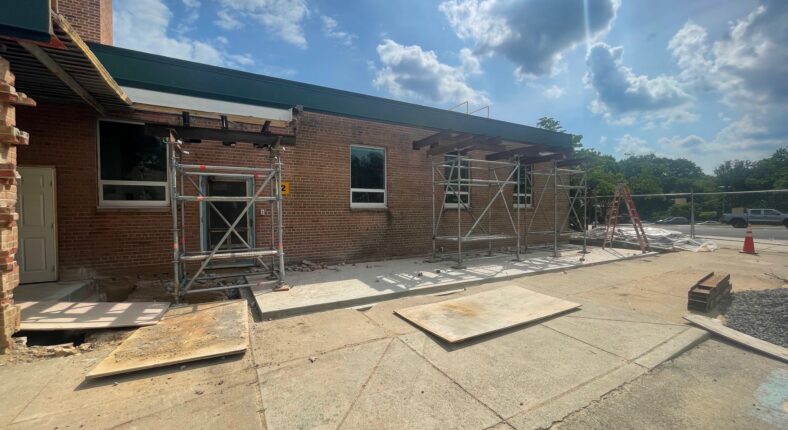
[0,57,35,353]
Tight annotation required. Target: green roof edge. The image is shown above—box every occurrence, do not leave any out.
[89,43,573,149]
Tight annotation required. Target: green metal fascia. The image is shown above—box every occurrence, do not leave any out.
[89,43,573,149]
[0,0,52,42]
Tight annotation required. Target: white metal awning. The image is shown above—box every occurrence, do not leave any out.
[122,86,293,123]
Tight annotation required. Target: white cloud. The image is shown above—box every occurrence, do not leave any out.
[614,134,653,157]
[373,39,488,105]
[459,48,482,75]
[439,0,620,78]
[182,0,201,8]
[215,10,243,30]
[542,85,565,100]
[669,1,788,107]
[667,21,714,91]
[320,15,356,46]
[657,114,786,170]
[216,0,310,48]
[114,0,254,69]
[585,43,694,126]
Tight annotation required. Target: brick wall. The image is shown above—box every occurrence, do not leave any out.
[17,104,570,280]
[0,58,35,353]
[56,0,113,45]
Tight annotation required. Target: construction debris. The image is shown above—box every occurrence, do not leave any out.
[687,272,732,312]
[589,226,718,252]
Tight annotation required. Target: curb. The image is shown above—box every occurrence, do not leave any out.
[634,326,709,370]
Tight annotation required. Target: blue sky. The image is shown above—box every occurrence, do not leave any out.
[112,0,788,172]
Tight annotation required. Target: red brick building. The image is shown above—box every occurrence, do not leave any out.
[1,0,575,348]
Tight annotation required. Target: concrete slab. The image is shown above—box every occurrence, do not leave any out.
[360,292,459,335]
[543,314,687,360]
[634,327,709,370]
[395,286,580,343]
[18,301,169,331]
[13,280,96,302]
[0,359,65,427]
[257,338,391,430]
[340,339,502,430]
[572,283,691,324]
[253,246,651,319]
[508,363,647,430]
[399,326,628,419]
[250,309,387,367]
[87,300,249,379]
[553,340,788,429]
[9,350,262,429]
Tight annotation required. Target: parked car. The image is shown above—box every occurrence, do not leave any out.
[655,216,689,225]
[723,208,788,228]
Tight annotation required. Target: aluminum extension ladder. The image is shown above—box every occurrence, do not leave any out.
[603,184,650,253]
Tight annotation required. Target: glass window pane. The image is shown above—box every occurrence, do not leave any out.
[445,193,469,204]
[444,155,470,202]
[100,121,167,182]
[352,191,385,203]
[103,184,166,201]
[351,147,385,190]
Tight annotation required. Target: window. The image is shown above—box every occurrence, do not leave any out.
[350,145,386,207]
[514,164,532,208]
[98,120,168,207]
[763,209,780,216]
[444,154,470,207]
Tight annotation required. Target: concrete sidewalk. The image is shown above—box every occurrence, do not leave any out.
[251,246,652,319]
[2,248,785,429]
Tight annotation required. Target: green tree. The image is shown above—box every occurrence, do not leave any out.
[536,116,583,149]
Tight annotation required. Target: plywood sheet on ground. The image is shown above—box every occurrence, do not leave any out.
[395,286,580,343]
[86,300,249,379]
[18,301,170,331]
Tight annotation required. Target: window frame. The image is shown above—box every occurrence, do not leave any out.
[443,153,470,209]
[96,119,170,208]
[349,144,387,209]
[513,163,533,209]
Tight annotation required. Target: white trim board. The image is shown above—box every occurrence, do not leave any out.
[121,86,293,122]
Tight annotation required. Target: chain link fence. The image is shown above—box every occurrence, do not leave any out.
[587,189,788,236]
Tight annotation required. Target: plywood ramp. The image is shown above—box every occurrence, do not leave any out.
[395,286,580,343]
[19,301,170,331]
[86,300,249,379]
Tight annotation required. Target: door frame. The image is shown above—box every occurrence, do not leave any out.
[18,165,59,283]
[198,176,256,265]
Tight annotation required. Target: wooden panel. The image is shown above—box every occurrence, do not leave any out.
[86,300,249,379]
[684,314,788,363]
[19,301,169,330]
[395,286,580,343]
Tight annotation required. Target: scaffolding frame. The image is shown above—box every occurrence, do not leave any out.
[167,136,286,302]
[525,160,588,258]
[431,153,523,269]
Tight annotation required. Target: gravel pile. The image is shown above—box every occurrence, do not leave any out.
[724,288,788,347]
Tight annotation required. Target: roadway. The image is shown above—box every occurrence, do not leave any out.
[643,223,788,241]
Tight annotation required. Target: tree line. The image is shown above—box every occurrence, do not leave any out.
[536,117,788,221]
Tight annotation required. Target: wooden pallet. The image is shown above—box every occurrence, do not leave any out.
[687,272,731,312]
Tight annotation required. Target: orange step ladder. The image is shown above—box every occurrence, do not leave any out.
[603,184,650,253]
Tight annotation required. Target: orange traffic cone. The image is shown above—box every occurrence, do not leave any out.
[740,224,757,254]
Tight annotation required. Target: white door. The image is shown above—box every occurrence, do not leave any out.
[18,166,57,283]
